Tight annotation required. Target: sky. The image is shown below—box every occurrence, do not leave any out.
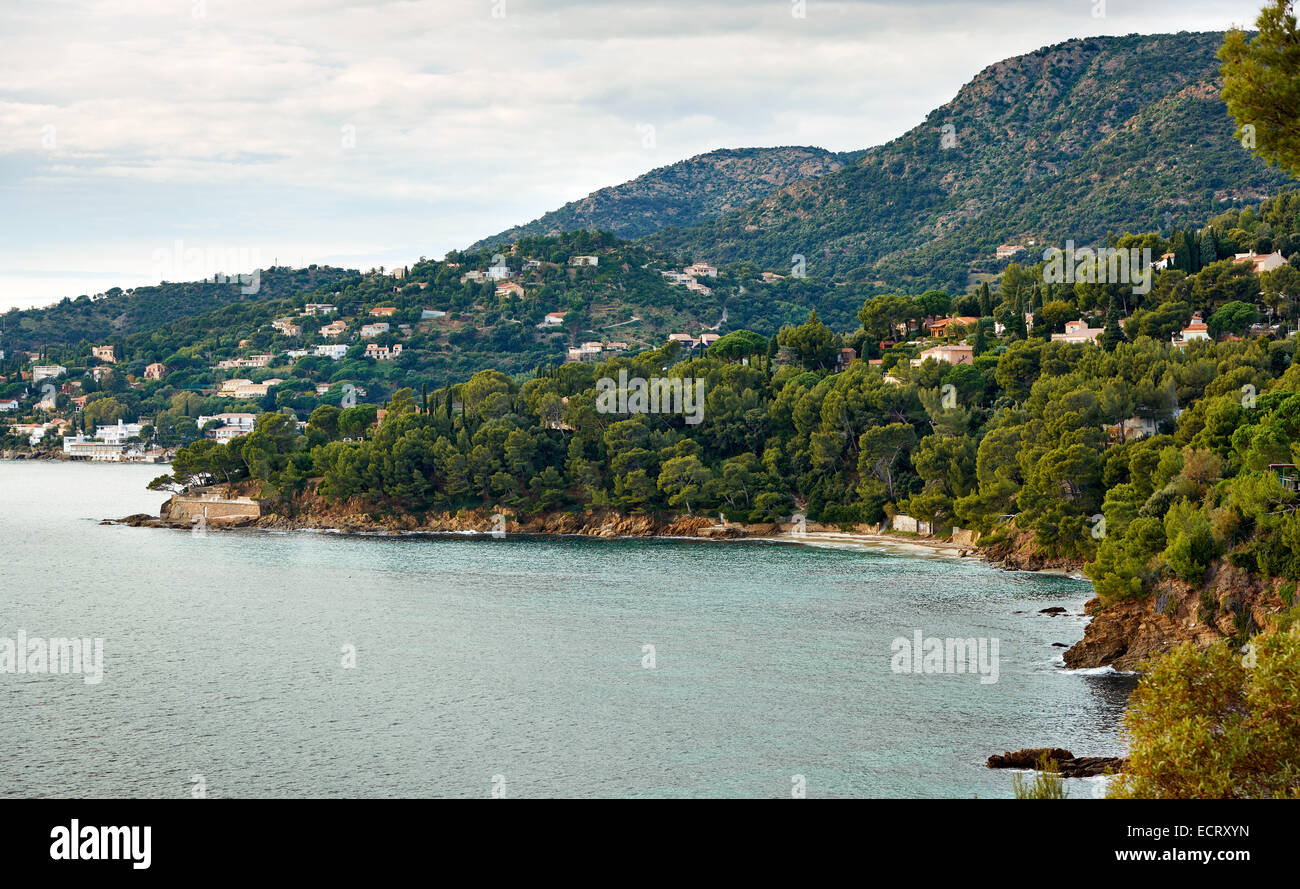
[0,0,1270,310]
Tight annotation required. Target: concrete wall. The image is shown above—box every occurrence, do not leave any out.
[890,514,931,536]
[951,527,980,546]
[167,494,261,524]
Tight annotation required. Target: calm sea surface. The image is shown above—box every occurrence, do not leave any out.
[0,460,1133,798]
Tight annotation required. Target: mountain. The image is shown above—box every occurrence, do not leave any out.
[469,146,850,250]
[512,32,1286,293]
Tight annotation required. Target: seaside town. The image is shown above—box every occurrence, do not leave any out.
[4,238,1298,464]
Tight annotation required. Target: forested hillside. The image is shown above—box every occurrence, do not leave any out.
[470,147,849,250]
[644,33,1291,291]
[0,266,356,353]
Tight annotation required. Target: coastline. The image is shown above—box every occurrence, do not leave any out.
[121,485,1222,677]
[117,490,1081,576]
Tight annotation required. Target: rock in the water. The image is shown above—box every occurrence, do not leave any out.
[988,747,1074,770]
[987,747,1127,777]
[1039,606,1067,615]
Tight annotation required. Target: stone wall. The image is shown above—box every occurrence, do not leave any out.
[165,494,261,524]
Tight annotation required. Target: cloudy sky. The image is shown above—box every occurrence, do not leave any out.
[0,0,1268,310]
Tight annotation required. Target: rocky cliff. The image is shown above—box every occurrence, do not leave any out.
[1064,562,1293,671]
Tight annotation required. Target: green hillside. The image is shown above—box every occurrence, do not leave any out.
[642,33,1291,290]
[469,147,848,250]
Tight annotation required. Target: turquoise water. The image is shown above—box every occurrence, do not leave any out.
[0,461,1132,798]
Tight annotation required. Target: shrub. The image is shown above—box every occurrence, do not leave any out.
[1108,629,1300,798]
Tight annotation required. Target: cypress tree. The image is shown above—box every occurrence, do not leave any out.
[1102,300,1124,352]
[1199,229,1218,269]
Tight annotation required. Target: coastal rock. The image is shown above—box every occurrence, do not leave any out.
[981,528,1083,572]
[987,748,1073,769]
[987,747,1127,778]
[1062,562,1290,671]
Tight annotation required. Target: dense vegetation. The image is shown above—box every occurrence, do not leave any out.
[470,147,849,250]
[148,192,1300,649]
[0,266,355,353]
[1109,630,1300,798]
[646,33,1293,292]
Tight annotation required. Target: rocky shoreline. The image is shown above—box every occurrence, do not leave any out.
[114,483,1259,673]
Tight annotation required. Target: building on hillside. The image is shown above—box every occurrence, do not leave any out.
[1172,314,1211,347]
[32,365,67,383]
[1234,251,1287,275]
[368,306,397,317]
[523,259,542,270]
[486,264,512,280]
[1154,252,1176,270]
[495,281,526,299]
[684,281,712,295]
[1270,464,1300,492]
[911,344,974,367]
[568,255,599,267]
[566,343,603,362]
[314,344,349,360]
[319,320,349,338]
[198,413,256,435]
[216,355,273,370]
[302,303,337,315]
[13,423,53,446]
[218,379,279,399]
[926,316,979,338]
[359,322,390,338]
[542,312,566,326]
[92,345,116,364]
[94,420,143,445]
[0,397,19,412]
[761,271,786,283]
[1051,319,1105,345]
[698,333,720,347]
[421,309,447,320]
[836,347,857,371]
[271,318,302,336]
[365,343,404,361]
[995,245,1025,259]
[144,363,168,380]
[1103,415,1162,443]
[684,262,717,278]
[460,270,488,284]
[668,333,698,348]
